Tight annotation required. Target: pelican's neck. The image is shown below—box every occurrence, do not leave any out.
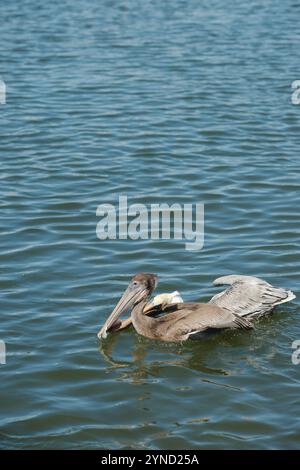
[131,300,157,339]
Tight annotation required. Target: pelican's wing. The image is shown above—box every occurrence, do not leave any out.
[154,303,253,342]
[209,275,295,318]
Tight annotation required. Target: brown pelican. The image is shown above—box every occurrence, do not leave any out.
[97,273,295,342]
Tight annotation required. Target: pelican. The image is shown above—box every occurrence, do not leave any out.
[97,273,295,342]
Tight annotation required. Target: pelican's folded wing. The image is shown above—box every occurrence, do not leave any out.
[209,275,295,318]
[154,303,253,342]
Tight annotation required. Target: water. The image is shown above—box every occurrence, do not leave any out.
[0,0,300,450]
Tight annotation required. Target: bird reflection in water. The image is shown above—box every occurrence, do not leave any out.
[98,328,230,380]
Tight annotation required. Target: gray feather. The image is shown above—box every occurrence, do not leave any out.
[210,275,296,318]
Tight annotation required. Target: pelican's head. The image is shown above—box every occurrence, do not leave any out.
[98,273,158,339]
[151,291,183,306]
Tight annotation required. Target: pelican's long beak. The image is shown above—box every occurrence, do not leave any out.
[97,284,147,340]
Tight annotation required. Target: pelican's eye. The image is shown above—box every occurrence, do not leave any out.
[131,281,139,289]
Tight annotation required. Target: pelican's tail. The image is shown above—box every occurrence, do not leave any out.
[274,290,296,305]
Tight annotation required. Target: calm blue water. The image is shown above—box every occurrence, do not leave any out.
[0,0,300,449]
